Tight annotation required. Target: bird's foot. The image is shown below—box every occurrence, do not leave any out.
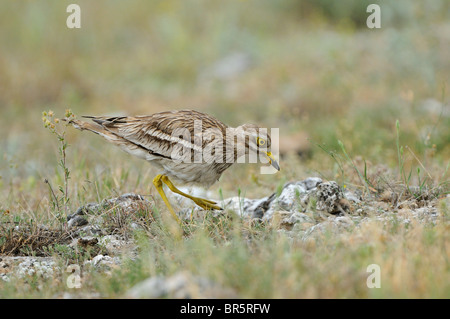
[190,196,223,211]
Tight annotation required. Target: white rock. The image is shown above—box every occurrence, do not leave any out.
[84,255,120,270]
[126,271,236,299]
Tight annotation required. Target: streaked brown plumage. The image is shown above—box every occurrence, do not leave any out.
[67,109,279,222]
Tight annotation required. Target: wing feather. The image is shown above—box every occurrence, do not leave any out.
[84,110,228,160]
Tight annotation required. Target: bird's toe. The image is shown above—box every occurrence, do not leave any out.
[192,197,222,211]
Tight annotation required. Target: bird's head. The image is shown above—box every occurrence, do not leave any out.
[235,123,280,171]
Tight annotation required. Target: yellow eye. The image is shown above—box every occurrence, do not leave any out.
[257,137,266,146]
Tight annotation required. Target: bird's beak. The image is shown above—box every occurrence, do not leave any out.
[265,152,280,171]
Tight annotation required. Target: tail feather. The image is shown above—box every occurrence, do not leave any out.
[81,115,128,127]
[64,118,99,132]
[65,116,154,160]
[64,118,118,141]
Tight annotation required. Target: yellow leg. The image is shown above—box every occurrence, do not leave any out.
[160,175,222,211]
[152,174,180,223]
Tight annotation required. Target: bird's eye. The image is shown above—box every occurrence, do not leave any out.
[257,137,266,146]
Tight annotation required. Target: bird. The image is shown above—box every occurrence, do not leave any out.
[66,109,280,222]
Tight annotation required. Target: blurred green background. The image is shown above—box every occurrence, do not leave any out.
[0,0,449,204]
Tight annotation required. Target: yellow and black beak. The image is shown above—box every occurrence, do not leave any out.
[265,152,280,171]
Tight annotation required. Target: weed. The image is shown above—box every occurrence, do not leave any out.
[42,109,76,226]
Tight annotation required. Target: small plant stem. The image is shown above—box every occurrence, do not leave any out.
[44,179,60,212]
[337,140,371,196]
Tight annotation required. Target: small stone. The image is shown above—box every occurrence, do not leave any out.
[126,271,237,299]
[344,190,361,203]
[68,215,88,228]
[283,212,314,225]
[1,274,10,282]
[99,235,133,254]
[77,237,99,248]
[315,181,345,214]
[76,225,104,236]
[299,177,323,190]
[84,254,120,270]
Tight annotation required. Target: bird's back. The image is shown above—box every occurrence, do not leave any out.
[73,110,232,186]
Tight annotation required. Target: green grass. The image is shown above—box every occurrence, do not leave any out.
[0,0,449,298]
